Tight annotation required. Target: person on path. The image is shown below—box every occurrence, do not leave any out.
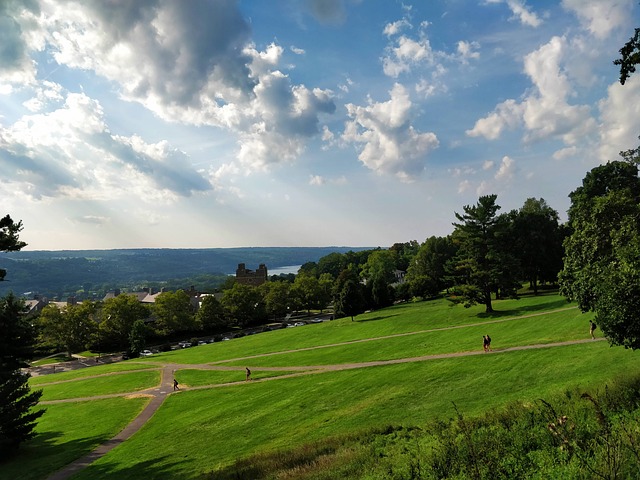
[173,378,180,391]
[245,367,251,381]
[589,320,597,339]
[486,334,492,351]
[483,335,489,352]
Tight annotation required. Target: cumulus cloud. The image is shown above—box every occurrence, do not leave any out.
[467,36,596,147]
[342,83,439,181]
[5,0,336,173]
[561,0,634,39]
[597,75,640,162]
[0,91,211,202]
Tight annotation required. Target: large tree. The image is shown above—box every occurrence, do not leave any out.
[361,250,396,309]
[101,294,150,349]
[221,283,265,328]
[0,217,43,458]
[510,198,565,295]
[38,302,98,356]
[407,235,457,299]
[152,290,196,336]
[560,160,640,349]
[449,195,520,313]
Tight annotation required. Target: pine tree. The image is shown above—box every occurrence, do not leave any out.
[0,216,44,459]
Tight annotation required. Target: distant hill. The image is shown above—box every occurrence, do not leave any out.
[0,247,370,300]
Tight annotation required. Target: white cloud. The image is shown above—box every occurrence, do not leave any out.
[7,1,336,175]
[383,18,411,37]
[483,160,494,170]
[597,75,640,162]
[485,0,542,27]
[457,40,481,63]
[342,83,439,181]
[495,155,515,180]
[561,0,634,39]
[467,36,596,146]
[0,91,211,202]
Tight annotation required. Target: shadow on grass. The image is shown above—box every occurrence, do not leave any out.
[356,313,401,323]
[0,431,111,480]
[73,457,189,480]
[475,297,573,319]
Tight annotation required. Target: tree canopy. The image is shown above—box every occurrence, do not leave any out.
[560,161,640,349]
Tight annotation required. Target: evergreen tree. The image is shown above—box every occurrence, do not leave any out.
[449,195,520,312]
[0,215,44,458]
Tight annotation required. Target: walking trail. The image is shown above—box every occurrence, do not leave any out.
[43,306,599,480]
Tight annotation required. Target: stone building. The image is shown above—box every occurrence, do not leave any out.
[235,263,268,286]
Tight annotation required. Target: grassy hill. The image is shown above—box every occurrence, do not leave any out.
[5,292,640,479]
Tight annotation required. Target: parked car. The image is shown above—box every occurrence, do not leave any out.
[140,349,153,357]
[178,341,192,348]
[310,318,323,323]
[197,340,207,346]
[294,322,305,327]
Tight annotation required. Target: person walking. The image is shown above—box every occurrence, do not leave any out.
[589,320,597,339]
[486,334,492,351]
[173,378,180,390]
[483,335,489,352]
[245,367,251,381]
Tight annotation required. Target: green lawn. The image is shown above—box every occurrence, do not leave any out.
[176,368,303,387]
[72,341,637,480]
[29,362,158,386]
[0,397,148,480]
[4,293,636,480]
[38,370,160,401]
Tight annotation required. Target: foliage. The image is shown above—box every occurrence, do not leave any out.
[0,294,44,459]
[560,161,640,349]
[0,215,27,282]
[336,279,365,321]
[101,294,150,349]
[407,235,457,299]
[614,26,640,85]
[509,198,565,294]
[195,294,227,331]
[152,290,196,336]
[38,302,98,355]
[0,217,44,459]
[449,195,520,312]
[128,319,148,356]
[221,283,265,327]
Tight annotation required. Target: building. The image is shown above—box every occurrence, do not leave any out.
[235,263,268,286]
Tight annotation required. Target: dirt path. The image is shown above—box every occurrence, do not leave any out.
[43,307,596,480]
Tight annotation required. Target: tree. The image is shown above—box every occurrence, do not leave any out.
[361,250,397,309]
[510,198,564,295]
[560,160,640,349]
[614,26,640,84]
[129,319,148,357]
[336,279,365,321]
[260,281,291,321]
[38,302,98,356]
[291,274,321,313]
[407,235,457,299]
[221,283,265,328]
[449,195,520,313]
[196,295,227,332]
[0,215,44,457]
[153,290,196,336]
[101,294,150,349]
[0,215,27,281]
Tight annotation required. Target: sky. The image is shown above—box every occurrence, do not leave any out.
[1,0,639,251]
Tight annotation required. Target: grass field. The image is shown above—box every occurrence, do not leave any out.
[5,292,639,479]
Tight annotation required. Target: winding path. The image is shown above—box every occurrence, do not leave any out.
[43,307,598,480]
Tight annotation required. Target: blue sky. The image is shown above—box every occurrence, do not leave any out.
[1,0,639,250]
